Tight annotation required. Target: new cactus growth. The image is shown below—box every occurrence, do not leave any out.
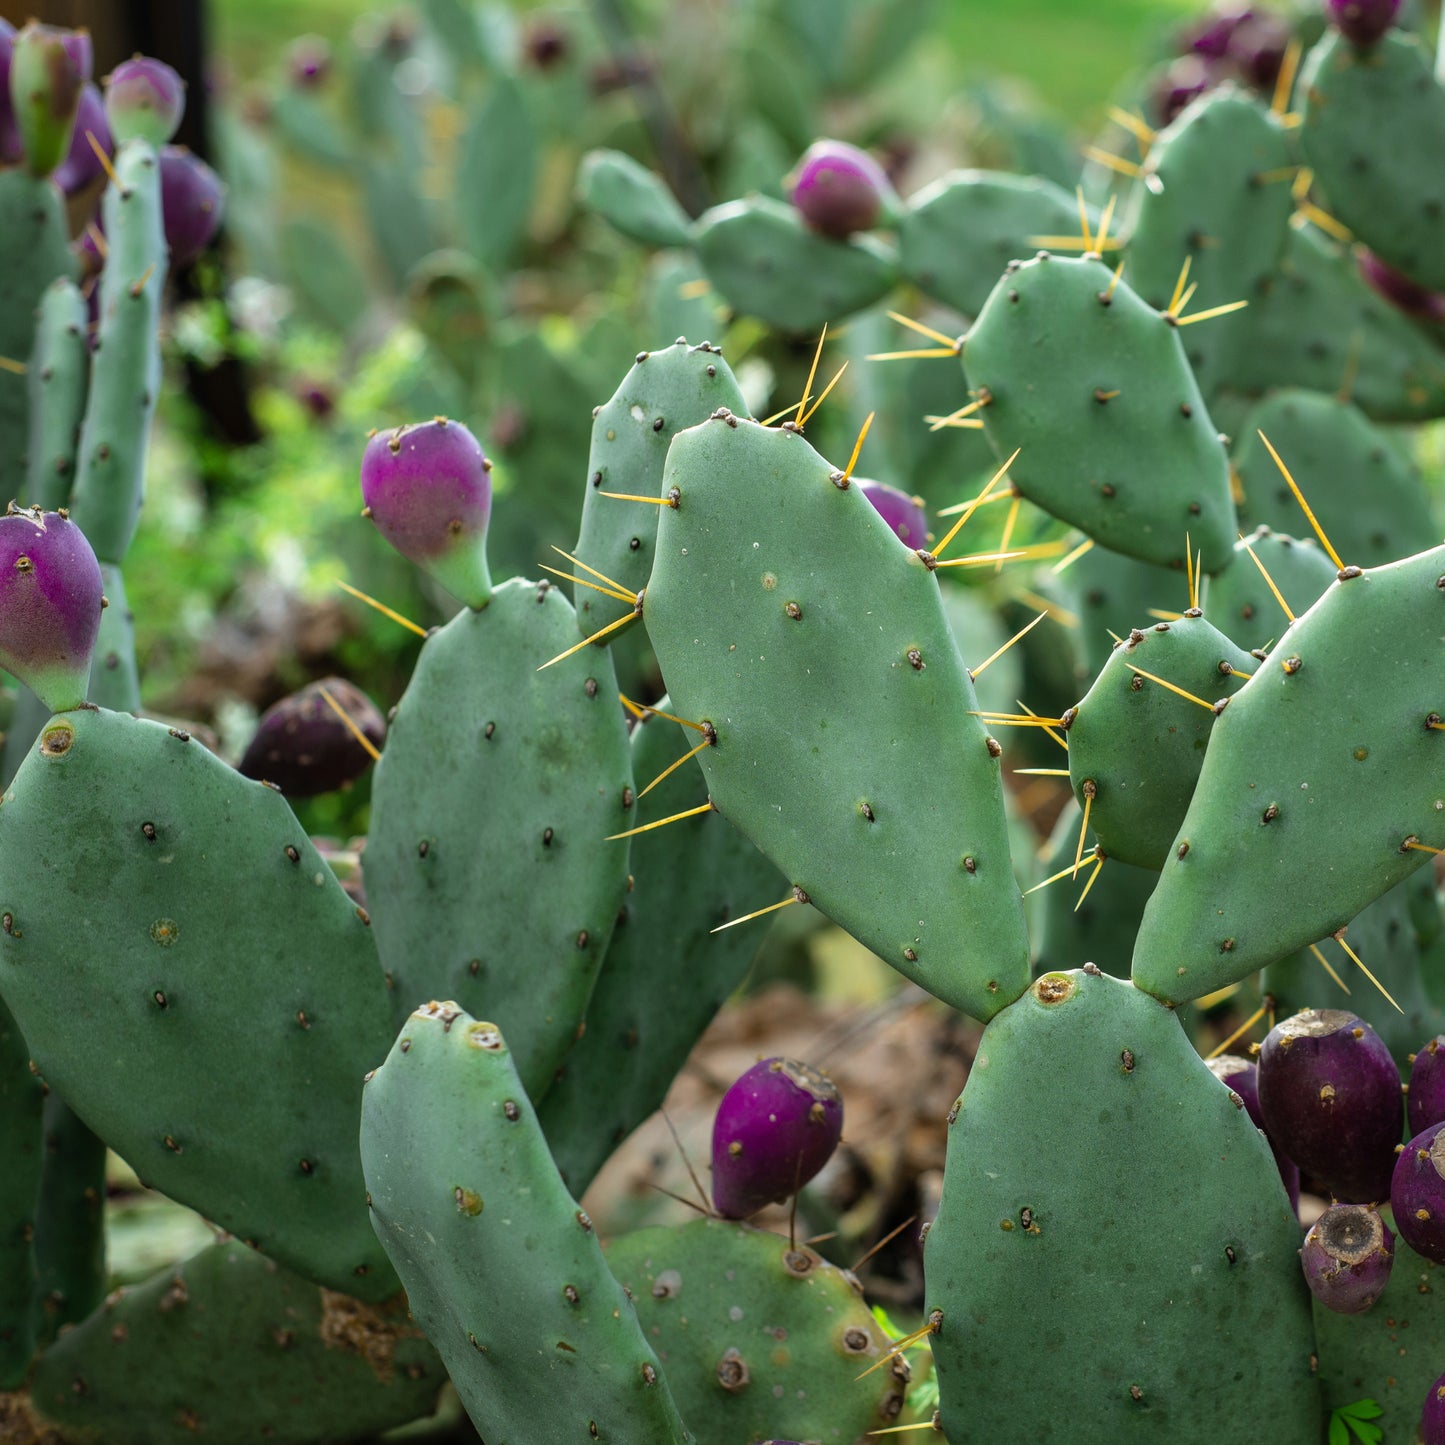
[710,1057,843,1219]
[1300,1203,1394,1313]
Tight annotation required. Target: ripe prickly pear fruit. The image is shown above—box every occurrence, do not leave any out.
[787,139,898,240]
[711,1057,843,1219]
[104,57,184,147]
[1206,1054,1300,1211]
[1423,1371,1445,1444]
[1257,1009,1402,1203]
[360,418,493,609]
[158,145,224,266]
[1410,1039,1445,1137]
[0,507,104,712]
[1392,1124,1445,1263]
[856,477,929,549]
[9,22,87,176]
[1326,0,1400,47]
[237,677,386,796]
[1357,249,1445,323]
[1300,1202,1394,1313]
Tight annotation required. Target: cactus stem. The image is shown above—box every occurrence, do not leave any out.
[1254,432,1348,569]
[971,610,1047,683]
[933,450,1017,555]
[336,579,428,638]
[709,888,805,934]
[1331,932,1403,1014]
[1307,943,1352,995]
[1271,36,1303,117]
[605,798,712,842]
[537,565,633,604]
[1126,664,1217,712]
[1083,145,1142,179]
[636,734,713,800]
[1050,536,1095,575]
[315,685,382,763]
[1206,1002,1269,1059]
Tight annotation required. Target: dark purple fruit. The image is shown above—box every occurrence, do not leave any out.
[1411,1039,1445,1138]
[787,139,898,240]
[1150,54,1222,126]
[237,678,386,797]
[711,1058,843,1219]
[1299,1202,1394,1313]
[1326,0,1401,47]
[359,418,493,609]
[159,145,225,266]
[1357,250,1445,324]
[1422,1370,1445,1444]
[1391,1123,1445,1264]
[1206,1053,1300,1211]
[856,478,929,550]
[1257,1009,1402,1203]
[0,506,105,713]
[51,81,109,196]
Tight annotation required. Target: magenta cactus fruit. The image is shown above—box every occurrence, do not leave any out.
[1300,1203,1394,1314]
[787,139,898,240]
[1326,0,1401,46]
[1410,1039,1445,1138]
[856,477,930,550]
[0,507,105,713]
[1257,1009,1402,1203]
[158,145,225,266]
[359,418,494,609]
[104,56,185,147]
[1150,54,1220,125]
[238,677,386,797]
[1423,1371,1445,1444]
[1356,249,1445,324]
[710,1057,843,1219]
[1391,1123,1445,1264]
[1205,1054,1300,1211]
[285,35,333,88]
[51,82,111,196]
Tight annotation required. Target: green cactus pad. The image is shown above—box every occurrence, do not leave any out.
[923,969,1321,1443]
[365,577,633,1099]
[0,708,398,1299]
[1124,87,1293,399]
[644,412,1031,1021]
[23,278,88,513]
[1222,221,1445,423]
[1313,1230,1445,1443]
[571,339,748,641]
[1203,527,1338,652]
[360,1003,694,1444]
[88,565,142,715]
[692,195,898,334]
[1067,613,1254,869]
[1032,800,1160,978]
[22,1239,444,1445]
[1300,28,1445,293]
[539,703,782,1196]
[68,141,168,567]
[1232,390,1439,570]
[33,1094,106,1341]
[962,252,1236,570]
[1132,542,1445,1003]
[0,997,41,1389]
[0,170,73,500]
[579,150,694,249]
[897,169,1085,319]
[606,1218,908,1445]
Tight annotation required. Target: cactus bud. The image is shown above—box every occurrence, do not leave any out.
[787,140,898,240]
[104,57,185,147]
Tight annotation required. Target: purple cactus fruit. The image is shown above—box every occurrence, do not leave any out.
[1205,1053,1301,1211]
[9,22,87,177]
[0,507,105,713]
[710,1057,843,1219]
[1257,1009,1403,1203]
[285,36,332,89]
[158,145,225,266]
[104,57,185,147]
[360,419,493,609]
[1149,54,1221,126]
[1357,250,1445,324]
[856,478,930,550]
[0,21,22,165]
[1179,5,1254,60]
[1410,1039,1445,1137]
[238,678,386,797]
[1228,11,1290,90]
[787,139,898,240]
[1391,1123,1445,1264]
[1326,0,1401,47]
[51,83,111,197]
[74,221,105,284]
[1423,1371,1445,1444]
[1300,1202,1394,1313]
